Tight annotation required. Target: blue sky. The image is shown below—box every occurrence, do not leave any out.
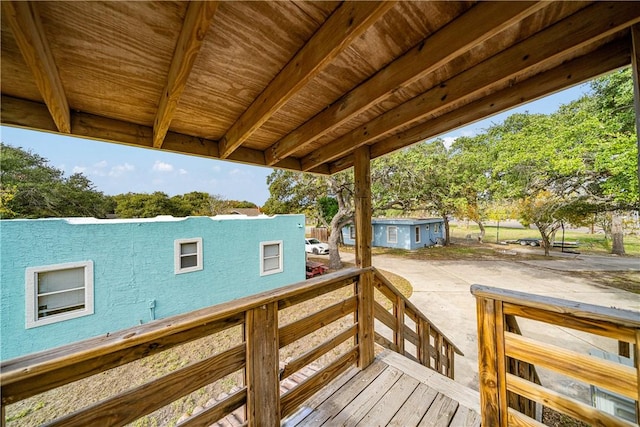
[0,83,590,206]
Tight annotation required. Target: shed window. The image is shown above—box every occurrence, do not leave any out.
[349,225,356,240]
[387,226,398,244]
[434,223,441,233]
[26,261,94,328]
[261,241,283,276]
[415,226,421,243]
[175,238,203,274]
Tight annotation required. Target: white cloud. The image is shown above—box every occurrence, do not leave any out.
[211,165,221,173]
[442,137,457,148]
[94,160,108,168]
[109,163,135,178]
[72,166,87,174]
[229,168,251,177]
[152,160,174,172]
[179,168,188,175]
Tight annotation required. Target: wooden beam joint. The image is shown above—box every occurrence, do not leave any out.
[2,1,70,134]
[153,1,219,149]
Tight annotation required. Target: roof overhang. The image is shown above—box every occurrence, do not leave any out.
[2,1,638,174]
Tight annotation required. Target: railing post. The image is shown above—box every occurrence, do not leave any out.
[357,270,375,368]
[476,296,507,427]
[394,295,405,354]
[246,302,280,426]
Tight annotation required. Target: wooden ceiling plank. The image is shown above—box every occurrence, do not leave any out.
[302,2,640,171]
[217,0,397,160]
[1,1,70,133]
[264,1,546,166]
[1,95,313,175]
[153,1,220,149]
[329,38,631,174]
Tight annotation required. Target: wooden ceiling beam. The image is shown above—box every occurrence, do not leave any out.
[2,1,70,134]
[217,0,397,160]
[329,37,631,174]
[264,1,546,166]
[302,1,640,171]
[1,96,323,175]
[153,1,220,149]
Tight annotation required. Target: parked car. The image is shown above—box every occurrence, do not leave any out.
[305,238,329,255]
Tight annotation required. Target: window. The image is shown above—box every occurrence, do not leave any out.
[26,261,94,328]
[175,238,203,274]
[415,226,421,243]
[387,226,398,244]
[434,223,441,233]
[349,225,356,240]
[261,240,283,276]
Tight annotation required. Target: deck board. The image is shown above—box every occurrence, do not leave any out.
[329,366,402,426]
[291,359,388,426]
[387,383,439,426]
[281,350,481,427]
[418,393,459,427]
[356,374,421,426]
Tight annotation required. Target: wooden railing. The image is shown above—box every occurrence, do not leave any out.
[472,285,640,427]
[1,267,458,426]
[372,267,462,378]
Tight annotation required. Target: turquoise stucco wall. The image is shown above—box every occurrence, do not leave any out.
[0,215,305,360]
[342,218,445,250]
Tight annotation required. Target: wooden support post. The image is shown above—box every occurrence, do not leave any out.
[245,303,280,426]
[635,330,640,424]
[354,146,372,268]
[354,146,374,368]
[632,25,640,192]
[476,297,505,427]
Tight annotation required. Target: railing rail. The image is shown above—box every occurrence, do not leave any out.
[372,266,462,378]
[1,266,459,426]
[471,284,640,427]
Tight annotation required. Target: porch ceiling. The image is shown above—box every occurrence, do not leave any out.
[1,1,638,175]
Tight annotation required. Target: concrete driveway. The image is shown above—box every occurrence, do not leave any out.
[351,251,640,402]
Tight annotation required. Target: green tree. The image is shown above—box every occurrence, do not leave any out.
[0,144,109,218]
[376,140,459,244]
[449,135,496,241]
[263,170,354,268]
[113,192,177,218]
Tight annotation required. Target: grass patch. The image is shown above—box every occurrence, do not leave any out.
[449,224,640,256]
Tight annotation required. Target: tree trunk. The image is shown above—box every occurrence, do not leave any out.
[611,213,626,255]
[536,222,552,257]
[443,215,451,245]
[327,224,343,269]
[476,221,485,243]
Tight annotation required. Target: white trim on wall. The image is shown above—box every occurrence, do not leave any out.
[260,240,283,276]
[174,238,203,274]
[387,226,398,244]
[25,260,94,328]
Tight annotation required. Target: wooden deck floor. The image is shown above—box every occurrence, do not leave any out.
[282,350,481,427]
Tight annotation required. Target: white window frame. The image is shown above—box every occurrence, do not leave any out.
[414,226,421,243]
[434,223,441,233]
[260,240,283,276]
[25,261,94,328]
[349,225,356,240]
[175,238,203,274]
[387,226,398,244]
